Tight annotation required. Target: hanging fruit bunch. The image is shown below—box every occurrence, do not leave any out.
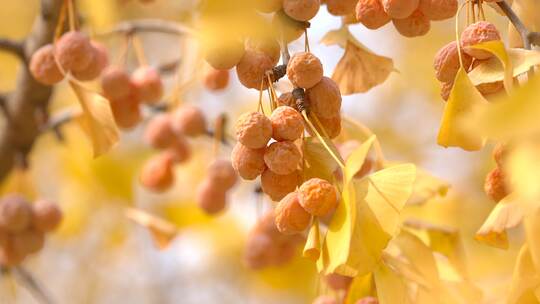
[0,195,62,266]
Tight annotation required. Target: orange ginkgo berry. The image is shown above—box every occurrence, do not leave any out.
[484,167,508,202]
[144,114,177,149]
[109,91,142,130]
[325,273,353,290]
[283,0,321,21]
[270,106,304,141]
[236,49,275,90]
[382,0,419,19]
[171,105,207,137]
[433,41,472,83]
[356,0,391,30]
[140,153,175,192]
[245,37,281,66]
[298,178,338,217]
[72,41,109,81]
[326,0,358,15]
[461,21,501,60]
[275,192,311,235]
[196,179,227,215]
[231,143,267,180]
[29,44,64,85]
[31,199,62,232]
[418,0,457,20]
[306,77,342,119]
[287,52,324,89]
[55,31,94,72]
[131,66,164,104]
[12,229,45,255]
[203,67,230,91]
[277,92,297,109]
[0,195,32,233]
[261,169,300,201]
[207,159,238,191]
[101,66,133,100]
[392,9,430,37]
[264,141,302,175]
[492,142,508,167]
[235,111,272,149]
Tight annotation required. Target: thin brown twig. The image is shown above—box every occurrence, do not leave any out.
[496,0,532,50]
[97,19,196,38]
[0,38,25,59]
[13,266,54,304]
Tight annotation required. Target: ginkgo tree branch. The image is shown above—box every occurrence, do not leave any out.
[98,19,196,38]
[0,38,25,59]
[496,0,534,50]
[0,0,63,182]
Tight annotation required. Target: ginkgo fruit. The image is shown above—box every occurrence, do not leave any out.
[140,153,175,192]
[356,0,391,30]
[326,0,358,16]
[203,38,245,70]
[236,49,275,90]
[275,192,311,234]
[207,159,238,190]
[270,106,304,141]
[306,77,342,119]
[434,41,472,83]
[171,105,207,137]
[310,114,342,139]
[324,273,353,290]
[203,67,230,91]
[235,112,272,149]
[382,0,419,19]
[32,199,62,232]
[264,141,302,175]
[245,37,281,66]
[261,169,300,201]
[56,31,94,72]
[29,44,64,85]
[131,66,164,104]
[101,66,133,100]
[392,9,430,37]
[166,135,192,163]
[440,81,453,101]
[298,178,338,217]
[72,41,109,81]
[493,142,508,167]
[484,167,508,202]
[0,238,25,266]
[287,52,324,89]
[12,229,45,255]
[109,91,142,130]
[418,0,458,20]
[277,92,297,109]
[231,143,267,180]
[461,21,501,60]
[144,114,177,149]
[0,195,32,233]
[283,0,321,21]
[196,179,227,215]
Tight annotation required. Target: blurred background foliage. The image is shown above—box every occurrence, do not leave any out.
[0,0,525,303]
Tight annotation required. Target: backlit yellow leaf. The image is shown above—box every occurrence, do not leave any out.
[437,68,488,151]
[69,81,119,158]
[320,27,349,48]
[345,273,374,304]
[374,260,411,304]
[394,230,439,283]
[469,41,513,92]
[507,244,540,304]
[468,48,540,86]
[304,219,321,261]
[345,135,376,182]
[475,194,523,249]
[303,137,340,182]
[407,168,450,205]
[508,142,540,202]
[125,208,179,250]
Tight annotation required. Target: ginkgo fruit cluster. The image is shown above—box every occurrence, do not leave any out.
[0,194,62,266]
[196,159,238,215]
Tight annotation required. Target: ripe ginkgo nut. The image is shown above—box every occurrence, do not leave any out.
[484,167,508,202]
[196,179,227,215]
[231,143,267,180]
[264,141,302,175]
[306,77,342,119]
[140,153,175,192]
[29,44,64,85]
[392,9,431,37]
[382,0,420,19]
[131,66,164,104]
[236,50,275,90]
[275,192,311,235]
[270,106,304,142]
[207,159,238,190]
[287,52,324,89]
[0,195,32,233]
[298,178,338,217]
[32,199,62,232]
[461,21,501,60]
[283,0,321,21]
[171,105,207,137]
[261,169,300,201]
[356,0,391,30]
[56,31,94,72]
[235,112,272,149]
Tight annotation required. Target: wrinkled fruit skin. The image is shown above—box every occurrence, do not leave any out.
[277,92,297,109]
[298,178,338,216]
[326,0,359,15]
[207,159,238,190]
[392,9,431,37]
[382,0,420,19]
[140,153,175,192]
[235,112,272,149]
[0,195,32,233]
[274,192,311,234]
[325,273,353,290]
[236,50,275,90]
[283,0,321,21]
[306,77,342,119]
[287,52,324,89]
[261,169,300,201]
[196,179,227,215]
[440,81,453,101]
[419,0,458,20]
[231,143,267,180]
[131,66,164,104]
[171,105,207,137]
[356,0,391,29]
[270,106,304,141]
[434,41,472,83]
[30,44,64,85]
[32,199,62,232]
[484,167,508,202]
[56,31,93,72]
[264,141,302,175]
[492,142,508,167]
[245,37,281,66]
[310,114,342,139]
[461,21,501,59]
[144,114,177,149]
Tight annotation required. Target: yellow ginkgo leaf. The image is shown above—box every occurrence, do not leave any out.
[345,135,376,182]
[437,68,488,151]
[468,74,540,141]
[469,40,513,92]
[303,137,340,182]
[69,81,119,158]
[524,211,540,270]
[125,208,179,250]
[407,168,450,205]
[374,259,411,304]
[394,230,440,283]
[475,194,524,249]
[332,41,394,95]
[508,142,540,202]
[320,26,349,48]
[507,244,540,304]
[303,219,321,261]
[468,48,540,86]
[345,273,374,304]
